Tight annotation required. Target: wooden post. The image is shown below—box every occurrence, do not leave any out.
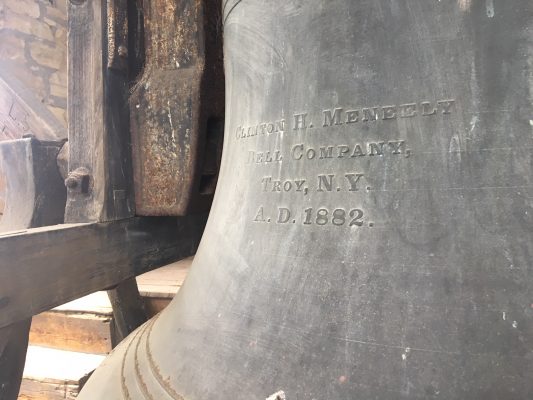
[107,277,148,344]
[66,0,133,223]
[67,0,148,339]
[0,320,32,400]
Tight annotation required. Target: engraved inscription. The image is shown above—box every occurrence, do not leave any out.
[260,173,367,195]
[244,96,457,229]
[293,112,311,130]
[253,206,372,228]
[291,140,411,161]
[247,150,283,164]
[321,100,455,127]
[248,141,411,165]
[235,98,455,140]
[261,177,309,194]
[235,119,285,140]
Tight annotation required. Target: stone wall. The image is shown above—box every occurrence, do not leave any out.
[0,0,67,136]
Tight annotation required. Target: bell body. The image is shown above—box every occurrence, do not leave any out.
[80,0,533,399]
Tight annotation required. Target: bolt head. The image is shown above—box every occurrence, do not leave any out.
[118,45,128,57]
[65,177,78,189]
[65,168,91,194]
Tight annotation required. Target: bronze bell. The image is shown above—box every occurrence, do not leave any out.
[79,0,533,398]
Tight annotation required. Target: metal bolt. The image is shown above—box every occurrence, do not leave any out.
[118,45,128,58]
[65,168,91,194]
[65,176,78,189]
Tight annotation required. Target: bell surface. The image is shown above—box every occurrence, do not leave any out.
[79,0,533,399]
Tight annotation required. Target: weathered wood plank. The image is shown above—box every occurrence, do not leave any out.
[136,257,192,298]
[19,379,78,400]
[0,214,206,329]
[0,138,66,400]
[53,292,113,315]
[0,138,66,232]
[29,312,113,355]
[20,346,104,400]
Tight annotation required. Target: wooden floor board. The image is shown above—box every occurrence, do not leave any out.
[47,256,193,316]
[136,256,192,297]
[23,346,105,382]
[29,312,112,355]
[19,346,105,400]
[53,292,113,316]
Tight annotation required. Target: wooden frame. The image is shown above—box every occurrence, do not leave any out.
[0,0,216,397]
[0,138,66,400]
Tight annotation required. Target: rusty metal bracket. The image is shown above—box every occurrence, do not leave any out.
[107,0,129,72]
[130,0,225,216]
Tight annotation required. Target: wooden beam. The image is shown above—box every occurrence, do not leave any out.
[0,138,66,231]
[0,215,206,329]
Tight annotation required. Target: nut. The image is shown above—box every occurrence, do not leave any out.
[65,168,91,194]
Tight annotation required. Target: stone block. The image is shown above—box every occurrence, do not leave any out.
[50,83,66,99]
[5,0,40,19]
[45,95,67,109]
[1,63,47,102]
[0,170,5,191]
[49,68,68,100]
[0,34,26,62]
[29,41,65,70]
[49,71,66,87]
[55,0,67,15]
[0,10,54,42]
[54,26,67,44]
[47,105,67,126]
[45,5,66,24]
[43,17,56,28]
